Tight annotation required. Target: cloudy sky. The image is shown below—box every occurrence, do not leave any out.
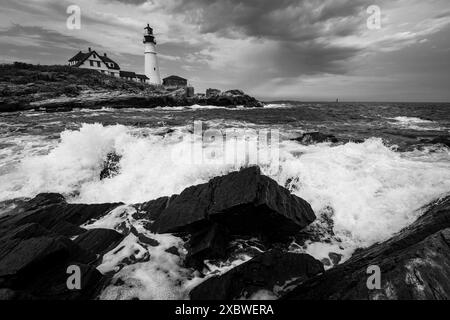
[1,0,449,101]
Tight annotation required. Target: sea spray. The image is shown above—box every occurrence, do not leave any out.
[1,123,450,261]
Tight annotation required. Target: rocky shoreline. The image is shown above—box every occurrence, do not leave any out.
[1,89,264,113]
[0,166,449,300]
[0,63,263,112]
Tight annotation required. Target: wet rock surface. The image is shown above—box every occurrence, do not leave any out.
[152,166,316,241]
[283,195,450,300]
[1,167,449,300]
[189,249,324,300]
[0,223,104,299]
[100,152,122,180]
[0,194,123,300]
[0,194,122,237]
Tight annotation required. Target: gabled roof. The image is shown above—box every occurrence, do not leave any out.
[120,70,136,78]
[163,75,187,81]
[68,51,90,62]
[68,49,120,70]
[99,55,120,70]
[135,74,149,80]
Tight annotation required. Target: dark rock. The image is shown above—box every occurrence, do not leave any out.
[129,227,160,247]
[185,223,231,269]
[100,152,122,180]
[74,228,124,258]
[189,249,324,300]
[165,246,180,256]
[0,225,94,279]
[25,193,66,208]
[132,196,176,221]
[49,220,87,237]
[152,166,316,241]
[0,223,104,299]
[292,132,339,145]
[284,195,450,300]
[0,288,34,300]
[328,252,342,265]
[321,258,331,267]
[227,239,267,260]
[0,193,122,236]
[24,263,105,300]
[223,89,245,96]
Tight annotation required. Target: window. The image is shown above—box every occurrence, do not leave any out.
[90,60,94,67]
[97,61,101,67]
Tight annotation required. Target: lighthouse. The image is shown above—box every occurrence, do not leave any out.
[143,24,161,85]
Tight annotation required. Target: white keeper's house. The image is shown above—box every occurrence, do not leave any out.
[68,24,167,85]
[68,47,149,84]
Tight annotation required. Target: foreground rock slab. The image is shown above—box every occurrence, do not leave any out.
[0,223,104,299]
[0,193,122,237]
[284,195,450,300]
[152,166,316,241]
[0,194,125,300]
[190,249,324,300]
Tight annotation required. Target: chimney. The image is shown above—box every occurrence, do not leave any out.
[104,53,107,57]
[88,47,91,52]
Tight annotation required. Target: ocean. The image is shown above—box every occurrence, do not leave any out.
[1,101,450,299]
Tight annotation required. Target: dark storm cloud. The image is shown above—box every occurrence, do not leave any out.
[273,41,361,77]
[169,0,369,41]
[164,0,377,78]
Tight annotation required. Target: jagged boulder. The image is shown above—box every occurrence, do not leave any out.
[132,195,177,221]
[74,228,124,259]
[152,166,316,241]
[0,194,127,299]
[0,223,104,300]
[185,223,231,269]
[284,195,450,300]
[189,249,324,300]
[100,152,122,180]
[292,132,339,145]
[0,193,122,237]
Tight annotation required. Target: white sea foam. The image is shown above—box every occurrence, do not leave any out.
[1,122,450,289]
[81,205,214,300]
[263,103,294,109]
[388,116,441,131]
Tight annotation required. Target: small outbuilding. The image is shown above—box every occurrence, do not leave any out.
[163,75,188,88]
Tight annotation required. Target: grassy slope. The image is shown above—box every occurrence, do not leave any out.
[0,62,160,107]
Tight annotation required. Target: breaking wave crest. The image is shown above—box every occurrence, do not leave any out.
[1,122,450,260]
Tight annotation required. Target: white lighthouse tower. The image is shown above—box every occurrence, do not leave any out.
[143,24,161,85]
